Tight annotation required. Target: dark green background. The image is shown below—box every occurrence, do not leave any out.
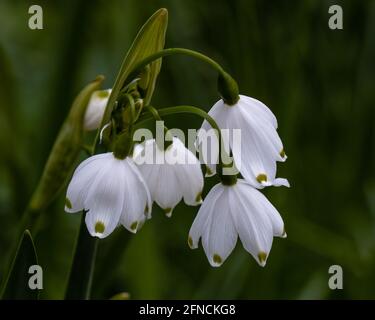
[0,0,374,299]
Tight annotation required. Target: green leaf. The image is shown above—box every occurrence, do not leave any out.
[27,76,104,216]
[101,8,168,127]
[64,214,98,300]
[2,230,39,300]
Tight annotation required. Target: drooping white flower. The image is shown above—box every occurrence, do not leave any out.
[84,89,112,131]
[134,137,204,217]
[197,94,289,188]
[188,179,286,267]
[65,152,151,238]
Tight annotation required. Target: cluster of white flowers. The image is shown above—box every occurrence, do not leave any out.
[65,91,289,267]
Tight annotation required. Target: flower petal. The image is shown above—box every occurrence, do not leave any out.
[201,186,238,267]
[188,183,223,249]
[84,156,124,238]
[120,158,152,233]
[232,182,274,266]
[65,153,111,213]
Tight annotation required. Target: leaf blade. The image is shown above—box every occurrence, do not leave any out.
[2,230,39,300]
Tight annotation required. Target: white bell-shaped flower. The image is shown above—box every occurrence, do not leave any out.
[198,94,289,188]
[188,179,286,267]
[134,137,204,217]
[84,89,112,131]
[65,152,151,238]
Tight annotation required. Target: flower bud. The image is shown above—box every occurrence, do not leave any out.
[84,89,112,131]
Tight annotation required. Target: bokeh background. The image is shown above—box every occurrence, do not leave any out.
[0,0,374,299]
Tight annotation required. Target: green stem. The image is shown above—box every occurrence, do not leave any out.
[131,48,239,105]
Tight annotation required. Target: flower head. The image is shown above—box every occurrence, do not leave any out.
[188,179,286,267]
[134,137,204,217]
[198,95,289,188]
[84,89,112,131]
[65,152,151,238]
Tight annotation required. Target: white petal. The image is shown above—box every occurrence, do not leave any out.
[84,156,124,238]
[239,105,285,162]
[238,95,278,129]
[171,138,204,206]
[232,182,274,266]
[120,158,152,233]
[201,186,238,267]
[238,180,285,238]
[273,178,290,188]
[65,153,111,213]
[188,183,224,249]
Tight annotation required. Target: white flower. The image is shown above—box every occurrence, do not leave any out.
[198,94,289,188]
[134,137,204,217]
[188,179,286,267]
[65,152,151,238]
[84,89,112,131]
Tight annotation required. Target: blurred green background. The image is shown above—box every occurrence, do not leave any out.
[0,0,374,299]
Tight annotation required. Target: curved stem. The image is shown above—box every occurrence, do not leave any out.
[132,48,226,77]
[145,105,162,121]
[131,48,239,105]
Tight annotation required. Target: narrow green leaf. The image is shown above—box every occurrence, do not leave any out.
[28,76,104,215]
[101,8,168,127]
[2,230,39,300]
[65,214,98,300]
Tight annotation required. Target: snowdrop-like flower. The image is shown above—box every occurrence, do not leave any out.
[198,95,289,188]
[188,179,286,267]
[134,137,204,217]
[84,89,112,131]
[65,152,151,238]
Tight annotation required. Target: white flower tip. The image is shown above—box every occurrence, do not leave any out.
[195,192,203,205]
[274,178,290,188]
[211,254,224,267]
[145,204,152,219]
[129,221,139,234]
[93,221,106,238]
[279,149,287,161]
[64,197,75,213]
[187,236,196,249]
[282,228,287,238]
[256,174,272,188]
[257,252,268,267]
[163,207,173,218]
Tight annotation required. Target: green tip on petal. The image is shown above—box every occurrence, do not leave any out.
[256,174,267,184]
[280,149,286,158]
[188,236,193,249]
[95,221,105,234]
[96,90,110,98]
[130,221,138,232]
[213,254,222,265]
[65,198,72,209]
[258,252,267,266]
[205,166,214,177]
[163,208,172,217]
[195,192,203,204]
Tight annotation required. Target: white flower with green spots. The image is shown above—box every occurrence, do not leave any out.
[198,94,289,189]
[65,152,151,238]
[134,137,204,217]
[188,179,286,267]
